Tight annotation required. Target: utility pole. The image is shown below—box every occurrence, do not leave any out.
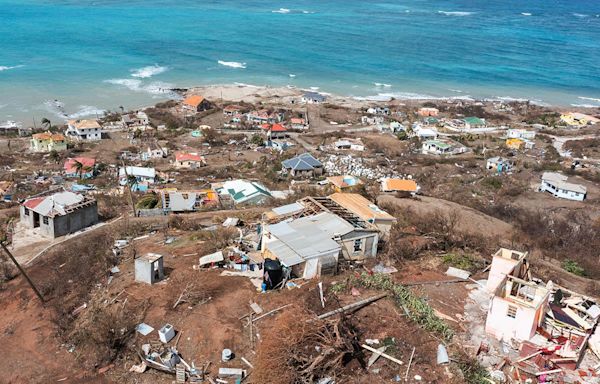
[0,242,44,303]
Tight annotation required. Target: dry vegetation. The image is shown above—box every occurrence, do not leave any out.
[564,138,600,158]
[253,310,361,384]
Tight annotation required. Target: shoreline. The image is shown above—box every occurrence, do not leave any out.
[2,82,599,127]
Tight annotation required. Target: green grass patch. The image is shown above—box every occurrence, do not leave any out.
[481,176,502,190]
[442,253,480,272]
[563,259,586,277]
[332,272,454,342]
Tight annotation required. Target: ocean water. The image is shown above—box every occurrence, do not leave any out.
[1,0,599,124]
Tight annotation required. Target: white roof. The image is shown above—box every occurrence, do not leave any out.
[266,212,353,267]
[119,166,156,178]
[542,172,586,194]
[415,127,438,136]
[23,191,88,217]
[271,202,304,216]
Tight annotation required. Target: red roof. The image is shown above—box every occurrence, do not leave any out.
[261,123,287,132]
[175,152,204,162]
[64,157,96,174]
[23,197,44,210]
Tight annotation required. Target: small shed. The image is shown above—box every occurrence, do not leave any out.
[135,253,164,284]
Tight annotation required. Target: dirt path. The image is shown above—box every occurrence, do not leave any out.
[378,194,514,238]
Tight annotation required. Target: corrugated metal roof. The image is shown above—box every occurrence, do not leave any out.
[272,202,304,216]
[267,240,304,266]
[266,212,348,265]
[119,166,155,179]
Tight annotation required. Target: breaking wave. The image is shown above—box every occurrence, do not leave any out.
[131,65,168,78]
[218,60,247,69]
[355,92,474,102]
[374,82,392,88]
[521,12,532,16]
[272,8,315,14]
[43,100,105,120]
[0,65,23,71]
[571,104,598,108]
[438,11,473,16]
[68,105,106,119]
[578,96,600,103]
[104,78,176,97]
[573,13,589,18]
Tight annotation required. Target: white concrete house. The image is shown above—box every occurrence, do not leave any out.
[413,126,438,140]
[507,129,536,140]
[539,172,586,201]
[66,119,102,141]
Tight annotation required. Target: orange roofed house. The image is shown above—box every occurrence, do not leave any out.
[182,95,212,113]
[262,123,288,139]
[174,151,206,169]
[380,178,420,195]
[30,131,67,152]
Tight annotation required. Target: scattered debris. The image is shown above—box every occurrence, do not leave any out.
[136,323,154,336]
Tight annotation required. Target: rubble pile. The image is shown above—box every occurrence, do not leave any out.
[323,154,404,180]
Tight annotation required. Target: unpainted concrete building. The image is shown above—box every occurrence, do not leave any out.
[20,190,98,238]
[134,253,164,284]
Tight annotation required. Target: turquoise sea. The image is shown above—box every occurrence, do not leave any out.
[1,0,599,124]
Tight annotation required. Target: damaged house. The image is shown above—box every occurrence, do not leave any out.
[539,172,587,201]
[261,195,383,279]
[20,189,98,238]
[486,248,549,342]
[160,190,219,212]
[485,248,600,376]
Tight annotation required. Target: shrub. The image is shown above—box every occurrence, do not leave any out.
[563,259,586,277]
[333,272,454,341]
[442,253,481,272]
[481,176,502,190]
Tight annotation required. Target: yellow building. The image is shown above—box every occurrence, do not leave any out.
[560,112,600,127]
[506,138,524,149]
[30,131,67,152]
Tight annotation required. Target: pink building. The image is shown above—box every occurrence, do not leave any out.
[485,248,550,342]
